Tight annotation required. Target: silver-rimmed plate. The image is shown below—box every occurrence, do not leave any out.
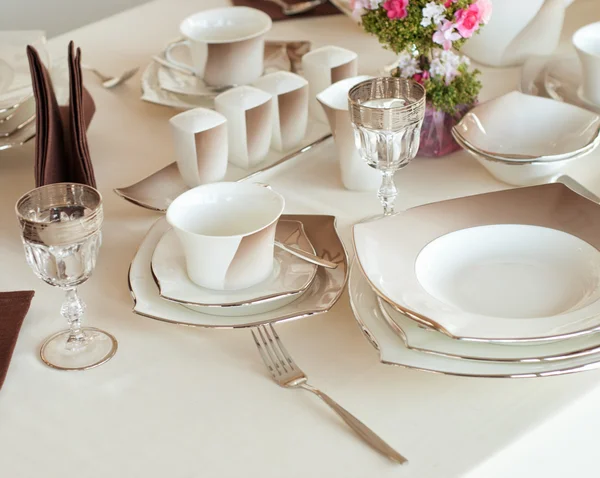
[377,298,600,363]
[349,263,600,378]
[129,214,347,328]
[151,220,318,316]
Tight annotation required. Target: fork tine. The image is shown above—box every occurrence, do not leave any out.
[251,329,278,379]
[257,326,286,375]
[269,324,296,370]
[261,324,291,373]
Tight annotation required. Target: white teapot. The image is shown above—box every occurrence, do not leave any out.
[461,0,576,67]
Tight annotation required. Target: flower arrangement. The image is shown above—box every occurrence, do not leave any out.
[351,0,492,156]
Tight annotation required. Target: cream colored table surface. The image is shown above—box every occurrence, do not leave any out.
[1,1,600,477]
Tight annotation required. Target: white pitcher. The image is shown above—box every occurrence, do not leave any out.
[461,0,576,67]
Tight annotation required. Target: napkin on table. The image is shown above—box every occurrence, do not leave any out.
[231,0,341,21]
[0,291,34,391]
[27,41,97,188]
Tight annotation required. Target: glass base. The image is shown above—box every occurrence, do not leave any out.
[40,327,118,371]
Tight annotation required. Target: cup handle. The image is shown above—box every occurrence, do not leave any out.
[164,39,197,76]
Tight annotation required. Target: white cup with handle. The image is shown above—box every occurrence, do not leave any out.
[165,7,272,87]
[573,21,600,107]
[166,182,285,291]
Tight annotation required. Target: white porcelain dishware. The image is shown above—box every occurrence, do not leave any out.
[353,183,600,342]
[543,56,600,114]
[461,0,575,67]
[316,75,380,191]
[349,263,600,378]
[573,21,600,107]
[129,215,347,328]
[166,182,285,291]
[252,71,308,152]
[214,85,273,168]
[169,107,228,188]
[451,128,593,186]
[151,220,317,316]
[301,45,358,122]
[454,91,600,160]
[164,7,272,87]
[377,298,600,363]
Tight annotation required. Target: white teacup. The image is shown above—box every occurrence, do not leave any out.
[317,76,381,192]
[573,21,600,106]
[169,108,228,188]
[166,182,285,291]
[214,86,273,169]
[252,71,308,152]
[302,45,358,123]
[165,7,272,87]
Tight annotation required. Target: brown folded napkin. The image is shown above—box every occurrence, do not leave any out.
[231,0,341,21]
[0,291,34,391]
[27,41,97,188]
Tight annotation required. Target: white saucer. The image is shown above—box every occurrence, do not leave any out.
[151,220,318,316]
[129,215,348,328]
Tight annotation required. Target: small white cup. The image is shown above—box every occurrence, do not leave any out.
[573,21,600,106]
[165,7,272,87]
[166,182,285,291]
[302,46,358,123]
[317,76,381,191]
[214,86,273,169]
[252,71,308,152]
[169,108,228,188]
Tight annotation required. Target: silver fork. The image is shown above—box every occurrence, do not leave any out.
[251,324,407,464]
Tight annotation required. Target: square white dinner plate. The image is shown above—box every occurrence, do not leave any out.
[353,183,600,342]
[348,263,600,378]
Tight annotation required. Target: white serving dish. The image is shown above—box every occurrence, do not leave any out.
[454,91,600,161]
[451,128,592,186]
[353,183,600,342]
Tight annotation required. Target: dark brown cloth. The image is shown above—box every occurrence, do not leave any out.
[231,0,341,21]
[27,41,96,188]
[0,291,34,391]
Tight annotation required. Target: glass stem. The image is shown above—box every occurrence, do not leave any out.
[378,170,397,216]
[61,287,88,351]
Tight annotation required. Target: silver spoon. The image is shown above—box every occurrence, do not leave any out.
[263,0,328,16]
[275,241,338,269]
[82,64,139,88]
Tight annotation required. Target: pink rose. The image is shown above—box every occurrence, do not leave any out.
[454,4,481,38]
[476,0,492,24]
[412,70,430,84]
[444,0,455,6]
[383,0,409,20]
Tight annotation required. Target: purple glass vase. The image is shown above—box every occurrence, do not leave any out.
[418,103,473,157]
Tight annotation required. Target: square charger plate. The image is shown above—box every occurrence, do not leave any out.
[129,214,348,328]
[353,183,600,343]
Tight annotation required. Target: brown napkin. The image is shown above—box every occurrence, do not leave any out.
[231,0,341,21]
[27,41,97,188]
[0,291,34,391]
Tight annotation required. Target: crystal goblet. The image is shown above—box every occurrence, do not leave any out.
[15,183,117,370]
[348,77,426,217]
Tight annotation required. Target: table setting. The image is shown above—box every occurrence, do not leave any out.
[3,0,600,476]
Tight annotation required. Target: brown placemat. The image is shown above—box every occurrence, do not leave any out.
[0,291,35,391]
[231,0,341,21]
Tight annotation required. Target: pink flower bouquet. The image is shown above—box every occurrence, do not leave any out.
[354,0,492,156]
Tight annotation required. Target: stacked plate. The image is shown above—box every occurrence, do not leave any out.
[351,183,600,377]
[452,91,600,186]
[0,31,48,152]
[129,214,348,328]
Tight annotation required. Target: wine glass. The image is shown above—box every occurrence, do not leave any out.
[348,77,426,217]
[15,183,117,370]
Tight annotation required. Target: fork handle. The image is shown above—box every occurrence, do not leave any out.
[299,383,408,464]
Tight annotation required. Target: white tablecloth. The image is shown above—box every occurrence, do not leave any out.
[1,1,600,476]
